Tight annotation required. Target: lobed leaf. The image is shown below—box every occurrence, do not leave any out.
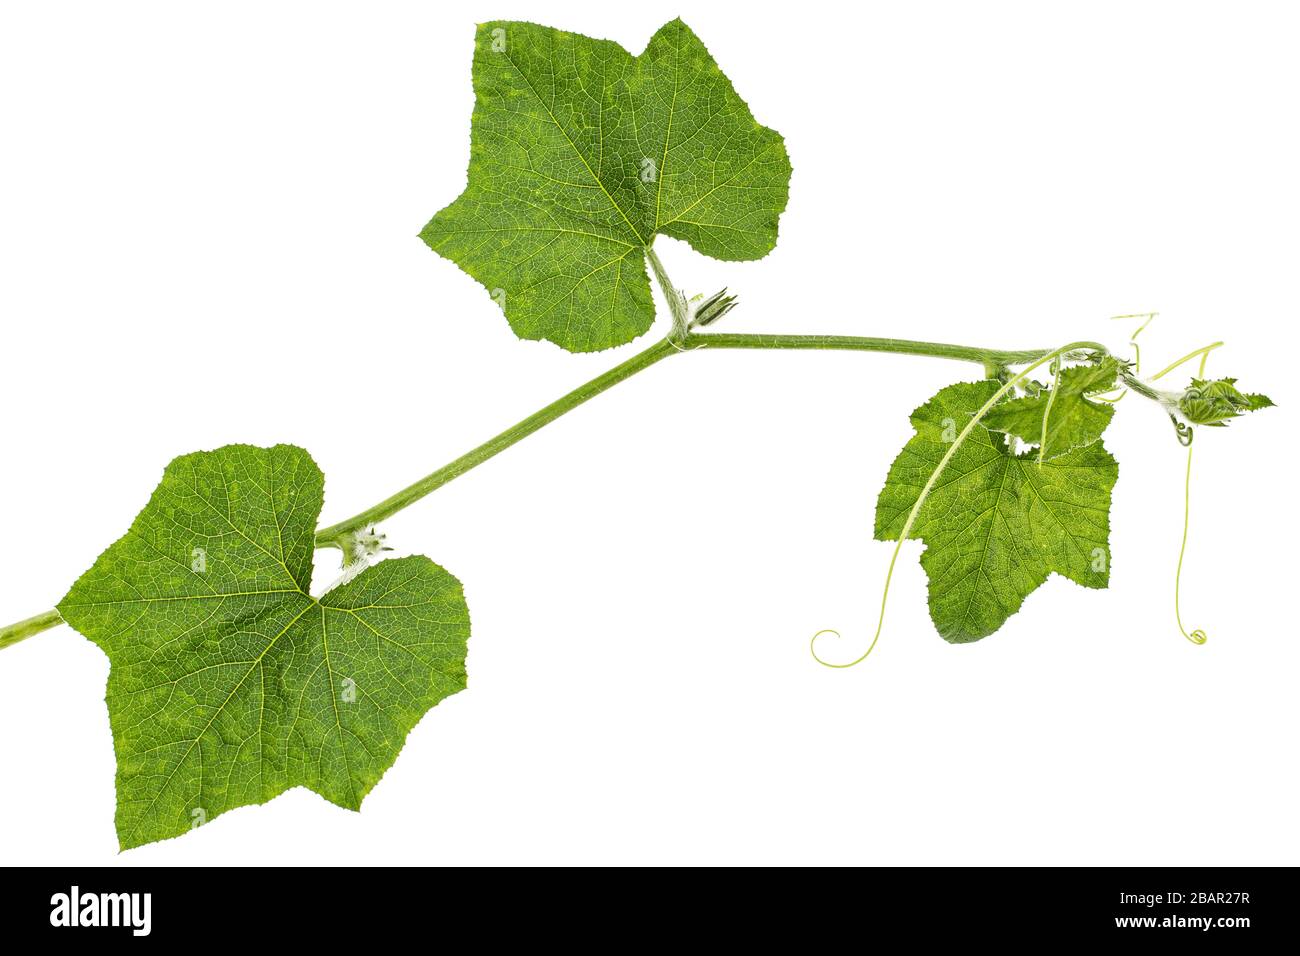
[876,382,1118,642]
[58,444,470,849]
[421,18,792,352]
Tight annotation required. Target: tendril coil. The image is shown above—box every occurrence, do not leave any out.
[1172,353,1211,645]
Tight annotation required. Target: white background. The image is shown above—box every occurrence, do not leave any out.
[1,1,1296,866]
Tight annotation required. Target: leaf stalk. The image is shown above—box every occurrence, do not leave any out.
[0,610,64,650]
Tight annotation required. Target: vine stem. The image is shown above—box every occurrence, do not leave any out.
[685,333,1051,366]
[0,610,65,651]
[314,336,680,546]
[2,330,1072,650]
[314,331,1063,548]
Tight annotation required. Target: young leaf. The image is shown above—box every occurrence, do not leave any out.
[1180,376,1275,426]
[58,444,470,849]
[876,382,1118,642]
[981,356,1121,459]
[421,19,792,352]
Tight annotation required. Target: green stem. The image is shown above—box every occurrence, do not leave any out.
[314,336,680,547]
[0,610,64,650]
[316,331,1069,548]
[645,246,689,341]
[685,332,1056,366]
[1,328,1105,647]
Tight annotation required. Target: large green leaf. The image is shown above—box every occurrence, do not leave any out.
[876,382,1118,642]
[421,18,792,352]
[58,445,470,849]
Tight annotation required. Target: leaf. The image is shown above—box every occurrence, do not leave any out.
[876,382,1118,642]
[58,444,470,849]
[1180,376,1275,425]
[982,357,1121,459]
[421,18,792,352]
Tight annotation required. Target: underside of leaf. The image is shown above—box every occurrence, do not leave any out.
[421,18,792,352]
[58,444,471,849]
[876,382,1118,642]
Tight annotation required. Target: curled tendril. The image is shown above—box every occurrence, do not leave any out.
[809,629,878,668]
[1097,311,1157,403]
[1170,414,1194,447]
[1174,442,1207,644]
[1172,355,1211,646]
[810,533,902,668]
